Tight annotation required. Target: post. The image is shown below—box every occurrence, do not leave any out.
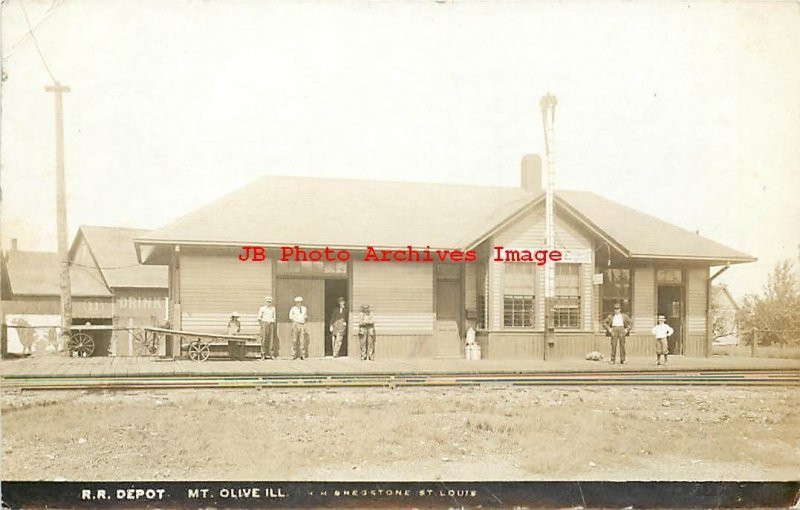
[45,82,72,352]
[751,328,758,357]
[540,93,558,360]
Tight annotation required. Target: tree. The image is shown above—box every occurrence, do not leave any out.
[736,260,800,347]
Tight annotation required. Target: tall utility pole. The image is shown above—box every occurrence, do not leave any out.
[540,93,557,360]
[45,81,72,351]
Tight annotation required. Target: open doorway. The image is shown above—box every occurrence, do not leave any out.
[324,279,348,357]
[657,286,684,355]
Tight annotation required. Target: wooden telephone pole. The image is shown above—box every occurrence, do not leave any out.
[45,81,72,351]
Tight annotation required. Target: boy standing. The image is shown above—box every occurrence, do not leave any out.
[652,314,674,365]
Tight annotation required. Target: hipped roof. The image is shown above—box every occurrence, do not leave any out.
[136,175,755,265]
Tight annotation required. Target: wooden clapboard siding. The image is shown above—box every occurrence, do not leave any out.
[480,332,544,359]
[536,260,545,327]
[633,267,655,330]
[684,334,706,357]
[583,262,593,331]
[489,260,503,330]
[181,313,260,335]
[465,263,477,315]
[550,334,600,358]
[371,334,435,358]
[169,252,180,330]
[347,313,432,334]
[180,253,272,314]
[275,278,324,358]
[495,207,591,250]
[491,207,593,331]
[481,333,656,360]
[686,267,707,333]
[351,261,434,330]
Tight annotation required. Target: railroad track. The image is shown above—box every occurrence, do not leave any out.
[2,369,797,390]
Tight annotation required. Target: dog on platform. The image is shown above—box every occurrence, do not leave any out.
[585,351,605,361]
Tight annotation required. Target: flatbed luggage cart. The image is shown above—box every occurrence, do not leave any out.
[135,327,257,361]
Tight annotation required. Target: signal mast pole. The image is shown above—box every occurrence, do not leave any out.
[540,93,557,360]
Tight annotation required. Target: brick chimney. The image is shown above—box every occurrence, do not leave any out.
[521,154,542,193]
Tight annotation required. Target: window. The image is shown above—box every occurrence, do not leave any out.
[503,263,535,328]
[504,295,534,327]
[601,268,631,321]
[276,260,346,275]
[554,263,581,329]
[477,295,487,329]
[656,269,682,284]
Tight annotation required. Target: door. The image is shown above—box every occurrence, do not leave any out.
[657,286,684,355]
[435,279,462,358]
[276,278,325,358]
[324,279,348,357]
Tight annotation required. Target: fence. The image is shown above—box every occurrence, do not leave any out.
[3,324,155,359]
[713,328,800,359]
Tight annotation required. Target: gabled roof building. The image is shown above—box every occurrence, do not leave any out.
[136,156,754,360]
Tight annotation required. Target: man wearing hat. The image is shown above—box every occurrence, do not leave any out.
[651,315,674,365]
[289,296,308,359]
[329,296,348,358]
[602,302,632,365]
[357,304,376,361]
[257,296,277,360]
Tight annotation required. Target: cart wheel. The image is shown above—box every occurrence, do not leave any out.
[132,332,157,356]
[68,333,95,357]
[188,341,210,362]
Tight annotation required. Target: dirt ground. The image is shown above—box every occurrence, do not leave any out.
[2,386,798,481]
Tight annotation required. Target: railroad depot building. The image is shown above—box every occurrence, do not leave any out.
[135,157,755,360]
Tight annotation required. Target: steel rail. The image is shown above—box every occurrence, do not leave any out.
[2,370,797,391]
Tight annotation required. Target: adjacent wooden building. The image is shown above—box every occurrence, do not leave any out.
[69,226,168,355]
[136,158,755,360]
[1,227,168,357]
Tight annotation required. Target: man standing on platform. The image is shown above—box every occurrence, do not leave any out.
[329,296,347,358]
[603,302,631,365]
[289,296,308,360]
[358,304,376,361]
[257,296,277,360]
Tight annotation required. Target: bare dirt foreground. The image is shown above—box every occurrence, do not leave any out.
[2,386,799,481]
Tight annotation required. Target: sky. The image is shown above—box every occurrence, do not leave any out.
[1,0,799,299]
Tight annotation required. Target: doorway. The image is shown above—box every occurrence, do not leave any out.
[324,279,348,357]
[657,286,684,355]
[435,265,463,358]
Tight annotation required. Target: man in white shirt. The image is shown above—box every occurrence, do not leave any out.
[257,296,277,360]
[602,303,632,365]
[289,296,308,360]
[651,314,674,366]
